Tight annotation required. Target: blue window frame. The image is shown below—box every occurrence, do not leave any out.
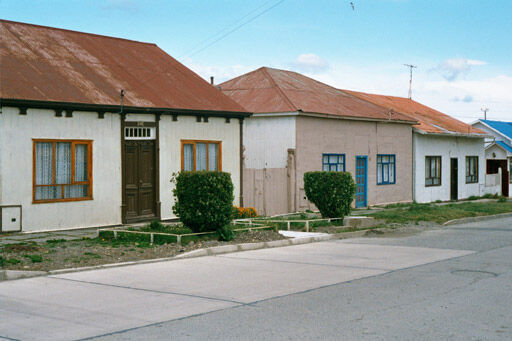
[322,154,345,171]
[377,154,396,185]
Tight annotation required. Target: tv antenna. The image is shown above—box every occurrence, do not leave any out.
[481,107,489,120]
[404,64,417,99]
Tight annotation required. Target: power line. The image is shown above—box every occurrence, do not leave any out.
[184,0,285,58]
[179,0,279,58]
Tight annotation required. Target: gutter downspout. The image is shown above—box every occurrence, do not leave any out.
[412,131,416,202]
[239,118,244,207]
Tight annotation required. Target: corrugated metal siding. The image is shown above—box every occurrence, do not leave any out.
[220,67,416,123]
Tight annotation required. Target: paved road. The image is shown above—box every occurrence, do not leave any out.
[1,217,511,340]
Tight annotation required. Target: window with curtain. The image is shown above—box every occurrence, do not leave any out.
[425,156,441,186]
[465,156,478,183]
[322,154,345,171]
[34,140,92,202]
[181,140,221,171]
[377,154,396,185]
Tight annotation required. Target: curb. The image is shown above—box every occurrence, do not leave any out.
[442,212,512,226]
[0,229,378,281]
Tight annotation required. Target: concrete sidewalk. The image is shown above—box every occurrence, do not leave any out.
[0,239,472,341]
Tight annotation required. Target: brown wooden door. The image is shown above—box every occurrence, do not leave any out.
[450,158,458,201]
[124,140,156,221]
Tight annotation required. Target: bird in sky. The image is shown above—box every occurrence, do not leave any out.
[350,1,355,10]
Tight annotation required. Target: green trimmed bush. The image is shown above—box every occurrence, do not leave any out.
[304,171,356,218]
[172,171,234,235]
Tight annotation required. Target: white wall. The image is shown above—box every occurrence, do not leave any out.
[0,107,122,232]
[244,115,296,169]
[413,133,487,202]
[159,115,241,219]
[486,144,508,160]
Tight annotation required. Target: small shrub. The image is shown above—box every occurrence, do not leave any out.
[23,254,43,263]
[467,195,479,201]
[148,220,164,230]
[217,225,234,241]
[498,196,507,203]
[232,206,258,219]
[481,193,494,199]
[0,256,4,267]
[304,171,356,218]
[7,258,21,265]
[172,171,234,233]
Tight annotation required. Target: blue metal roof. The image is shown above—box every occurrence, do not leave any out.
[481,119,512,139]
[495,140,512,153]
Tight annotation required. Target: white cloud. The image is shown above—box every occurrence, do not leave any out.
[181,58,512,123]
[433,58,488,81]
[289,53,329,74]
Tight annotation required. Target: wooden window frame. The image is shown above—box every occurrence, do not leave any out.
[180,140,222,171]
[322,153,345,172]
[377,154,396,185]
[465,156,479,184]
[425,156,442,187]
[33,139,93,203]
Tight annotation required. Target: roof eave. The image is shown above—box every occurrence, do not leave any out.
[0,98,252,118]
[299,111,418,125]
[471,120,512,144]
[413,127,491,138]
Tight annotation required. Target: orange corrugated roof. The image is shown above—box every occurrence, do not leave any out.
[0,19,247,113]
[344,90,486,136]
[219,67,416,123]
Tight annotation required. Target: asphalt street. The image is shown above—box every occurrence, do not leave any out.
[1,217,511,340]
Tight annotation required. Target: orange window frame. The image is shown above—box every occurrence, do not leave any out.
[32,139,93,203]
[180,140,222,171]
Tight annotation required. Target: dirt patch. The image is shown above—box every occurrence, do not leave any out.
[0,230,286,272]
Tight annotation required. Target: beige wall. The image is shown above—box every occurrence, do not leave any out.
[159,115,241,220]
[295,116,413,209]
[0,107,122,232]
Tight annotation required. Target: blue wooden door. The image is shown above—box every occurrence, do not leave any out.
[355,156,367,208]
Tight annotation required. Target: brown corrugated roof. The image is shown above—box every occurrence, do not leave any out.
[344,90,487,135]
[219,67,416,123]
[0,19,247,113]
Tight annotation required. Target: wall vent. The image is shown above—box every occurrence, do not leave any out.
[124,127,155,140]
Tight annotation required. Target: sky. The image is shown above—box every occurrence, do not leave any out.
[1,0,511,122]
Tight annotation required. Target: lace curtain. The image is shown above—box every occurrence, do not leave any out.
[183,144,194,171]
[35,142,88,200]
[196,143,207,171]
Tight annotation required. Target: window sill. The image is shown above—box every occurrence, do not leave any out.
[377,182,396,185]
[33,197,93,204]
[425,184,441,187]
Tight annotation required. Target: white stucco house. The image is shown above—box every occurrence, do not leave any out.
[0,20,249,233]
[471,119,512,197]
[347,91,495,203]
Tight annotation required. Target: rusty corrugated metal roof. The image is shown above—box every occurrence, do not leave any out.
[0,19,247,113]
[344,90,487,136]
[219,67,417,123]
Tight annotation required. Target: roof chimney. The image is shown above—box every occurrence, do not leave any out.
[210,76,214,85]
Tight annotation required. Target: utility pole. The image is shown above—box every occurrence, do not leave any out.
[481,107,489,120]
[404,64,417,99]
